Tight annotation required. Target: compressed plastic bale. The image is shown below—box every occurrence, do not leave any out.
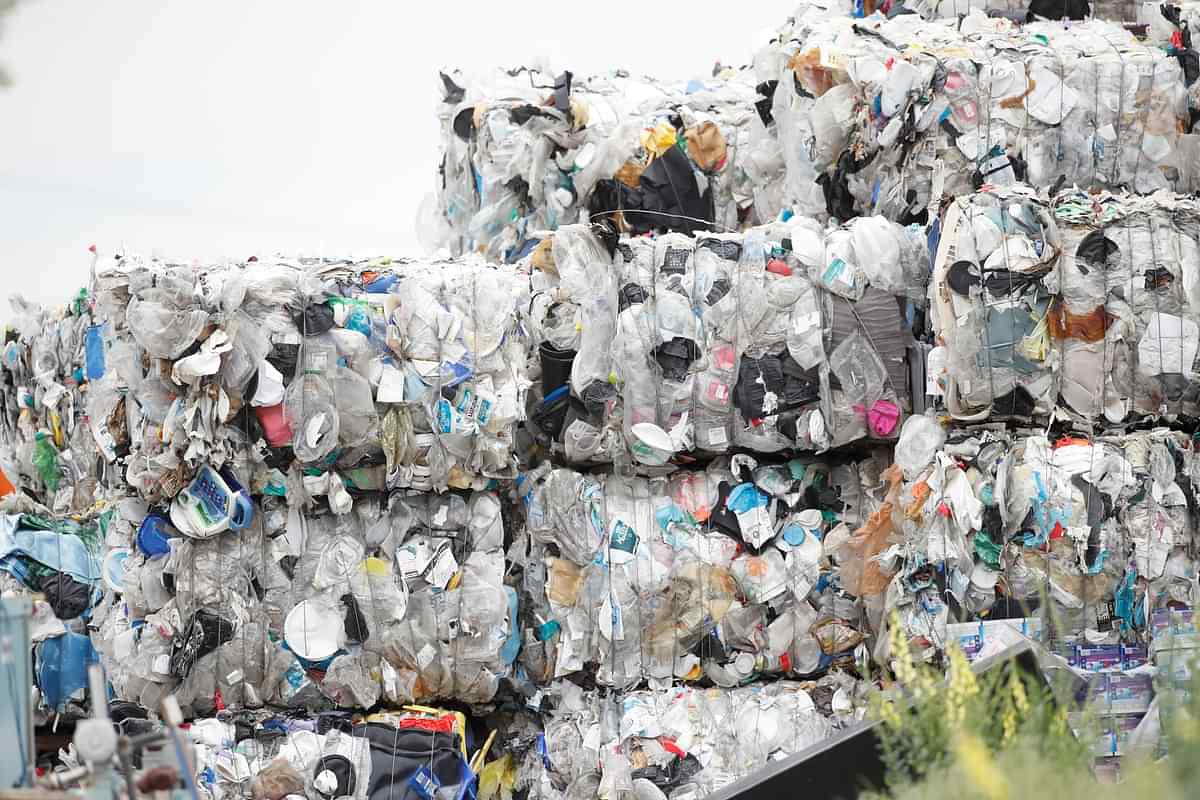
[754,11,1200,222]
[523,217,927,465]
[933,186,1200,424]
[884,424,1200,658]
[514,454,888,691]
[0,253,542,720]
[524,679,842,799]
[433,67,779,261]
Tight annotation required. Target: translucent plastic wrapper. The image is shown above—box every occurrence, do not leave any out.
[285,372,340,463]
[126,296,209,360]
[895,415,947,480]
[554,225,617,398]
[333,367,379,448]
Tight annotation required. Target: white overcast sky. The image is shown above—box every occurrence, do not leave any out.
[0,1,784,311]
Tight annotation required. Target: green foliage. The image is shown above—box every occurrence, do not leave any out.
[868,639,1085,792]
[866,612,1200,800]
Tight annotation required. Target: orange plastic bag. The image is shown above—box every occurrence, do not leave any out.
[684,121,728,171]
[788,48,840,98]
[1048,302,1110,343]
[841,465,902,598]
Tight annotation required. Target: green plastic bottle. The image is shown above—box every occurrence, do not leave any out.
[33,431,60,493]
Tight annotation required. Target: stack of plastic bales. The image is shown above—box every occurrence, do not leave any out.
[523,216,929,467]
[0,255,535,730]
[0,244,877,798]
[917,196,1200,602]
[9,3,1200,798]
[886,183,1200,774]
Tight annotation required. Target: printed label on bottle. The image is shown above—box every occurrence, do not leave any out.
[609,520,639,563]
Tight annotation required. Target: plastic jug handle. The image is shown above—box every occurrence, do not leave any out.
[229,492,255,530]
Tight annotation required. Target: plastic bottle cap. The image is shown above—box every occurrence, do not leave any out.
[780,524,805,547]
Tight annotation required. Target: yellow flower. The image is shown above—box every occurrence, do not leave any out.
[956,734,1009,800]
[1001,704,1017,745]
[1052,708,1069,738]
[1009,669,1028,714]
[888,611,918,686]
[877,698,903,730]
[942,646,978,730]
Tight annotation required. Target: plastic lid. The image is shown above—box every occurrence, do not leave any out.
[781,524,806,547]
[314,771,338,796]
[631,422,673,453]
[970,563,1000,590]
[283,599,343,661]
[136,514,173,558]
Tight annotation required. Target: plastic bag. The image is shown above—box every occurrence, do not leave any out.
[125,296,208,359]
[895,415,946,479]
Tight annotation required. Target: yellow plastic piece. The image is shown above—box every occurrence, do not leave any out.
[641,120,677,157]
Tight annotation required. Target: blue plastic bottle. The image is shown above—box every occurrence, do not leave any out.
[84,324,106,380]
